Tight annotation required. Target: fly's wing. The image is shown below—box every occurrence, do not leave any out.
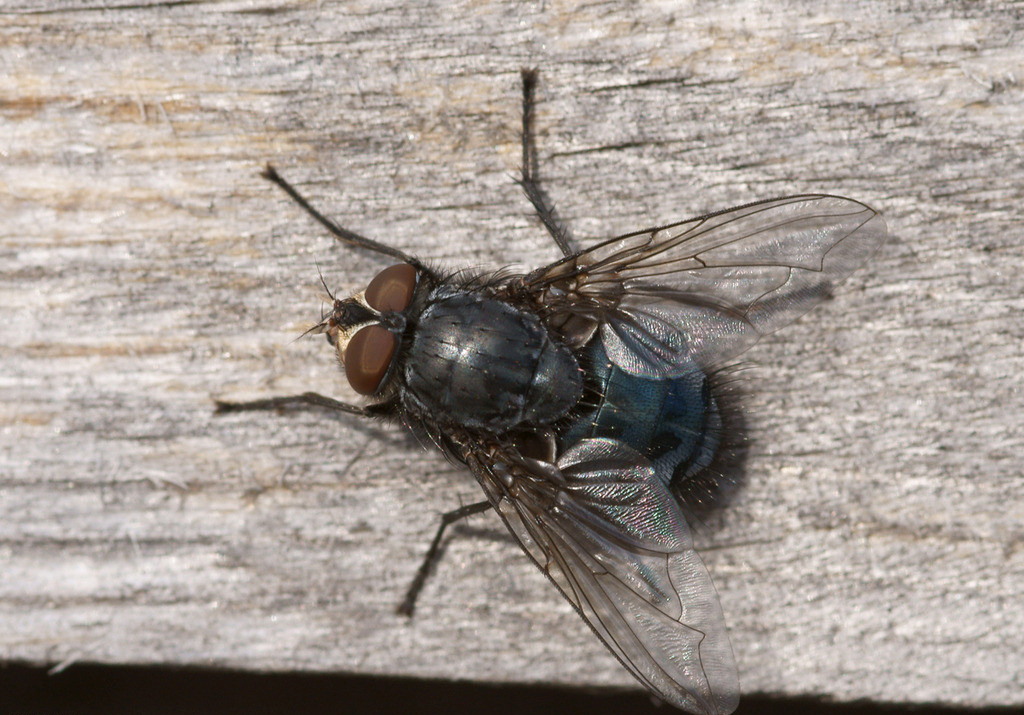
[521,194,887,377]
[470,437,738,715]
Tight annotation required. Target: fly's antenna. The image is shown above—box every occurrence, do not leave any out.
[291,262,338,343]
[315,261,336,302]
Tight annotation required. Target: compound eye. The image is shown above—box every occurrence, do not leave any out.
[365,263,417,313]
[344,325,397,395]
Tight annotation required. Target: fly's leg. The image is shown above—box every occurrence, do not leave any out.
[219,390,492,616]
[266,72,574,260]
[518,69,579,257]
[215,392,373,417]
[397,500,493,617]
[261,164,427,271]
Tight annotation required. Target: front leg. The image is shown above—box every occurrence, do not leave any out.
[215,391,373,417]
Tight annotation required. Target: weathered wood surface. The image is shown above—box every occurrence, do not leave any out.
[1,0,1021,708]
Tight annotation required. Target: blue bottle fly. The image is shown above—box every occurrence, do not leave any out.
[217,70,887,715]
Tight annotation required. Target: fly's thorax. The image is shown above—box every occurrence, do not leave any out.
[402,290,584,433]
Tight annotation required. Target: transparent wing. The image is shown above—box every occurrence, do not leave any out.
[471,437,738,715]
[523,194,887,377]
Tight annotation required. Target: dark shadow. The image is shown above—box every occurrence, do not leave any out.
[0,662,1013,715]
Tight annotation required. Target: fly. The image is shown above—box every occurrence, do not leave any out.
[216,70,887,715]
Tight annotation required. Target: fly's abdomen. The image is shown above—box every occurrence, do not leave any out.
[404,292,582,432]
[562,340,721,489]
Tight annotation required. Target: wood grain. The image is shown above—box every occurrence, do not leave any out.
[2,0,1022,708]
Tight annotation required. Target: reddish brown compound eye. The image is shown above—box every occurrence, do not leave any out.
[344,325,398,395]
[365,263,417,313]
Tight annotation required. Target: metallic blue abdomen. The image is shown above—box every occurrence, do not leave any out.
[560,340,721,489]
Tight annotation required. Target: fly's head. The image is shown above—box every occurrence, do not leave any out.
[313,263,422,398]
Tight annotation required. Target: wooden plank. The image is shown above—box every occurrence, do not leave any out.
[1,0,1021,708]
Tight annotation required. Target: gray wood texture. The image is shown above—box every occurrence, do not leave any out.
[2,0,1022,708]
